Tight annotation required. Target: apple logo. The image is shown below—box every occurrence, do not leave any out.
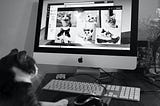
[78,57,83,63]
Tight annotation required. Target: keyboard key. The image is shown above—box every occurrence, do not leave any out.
[120,87,126,98]
[111,85,116,90]
[108,92,113,97]
[115,86,120,91]
[134,88,140,101]
[106,85,111,90]
[124,87,130,99]
[129,87,135,100]
[113,95,118,98]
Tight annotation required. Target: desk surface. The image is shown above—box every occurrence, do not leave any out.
[36,70,160,106]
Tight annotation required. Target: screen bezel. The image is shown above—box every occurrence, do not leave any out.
[34,0,139,56]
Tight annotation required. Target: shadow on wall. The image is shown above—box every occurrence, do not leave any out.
[25,1,39,56]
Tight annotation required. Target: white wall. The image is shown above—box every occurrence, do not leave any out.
[139,0,159,19]
[0,0,38,57]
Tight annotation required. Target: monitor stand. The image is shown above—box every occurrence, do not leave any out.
[75,67,118,83]
[76,67,101,79]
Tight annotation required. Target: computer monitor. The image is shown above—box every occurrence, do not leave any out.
[33,0,139,71]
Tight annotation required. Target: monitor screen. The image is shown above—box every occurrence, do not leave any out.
[34,0,139,70]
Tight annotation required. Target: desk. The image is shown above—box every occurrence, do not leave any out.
[36,70,160,106]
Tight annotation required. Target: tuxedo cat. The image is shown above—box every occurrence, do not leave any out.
[83,28,93,41]
[57,28,71,43]
[101,29,113,38]
[107,10,118,28]
[0,49,68,106]
[97,29,120,44]
[0,49,40,106]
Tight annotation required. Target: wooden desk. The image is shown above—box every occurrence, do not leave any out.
[36,70,160,106]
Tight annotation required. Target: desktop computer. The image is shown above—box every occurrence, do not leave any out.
[34,0,138,71]
[33,0,139,102]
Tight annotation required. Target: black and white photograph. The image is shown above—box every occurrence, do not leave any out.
[0,0,160,106]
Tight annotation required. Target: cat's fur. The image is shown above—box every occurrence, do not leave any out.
[57,28,71,43]
[83,28,93,41]
[0,49,40,106]
[57,12,72,27]
[107,10,118,28]
[97,29,120,44]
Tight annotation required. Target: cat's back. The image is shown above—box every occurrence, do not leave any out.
[0,82,40,106]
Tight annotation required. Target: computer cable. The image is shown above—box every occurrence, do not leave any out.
[98,69,160,95]
[142,76,160,89]
[141,89,160,93]
[99,68,127,84]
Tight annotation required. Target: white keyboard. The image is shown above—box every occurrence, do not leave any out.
[43,79,140,101]
[43,79,104,96]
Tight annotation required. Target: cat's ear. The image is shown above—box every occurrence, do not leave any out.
[8,48,18,55]
[17,51,27,63]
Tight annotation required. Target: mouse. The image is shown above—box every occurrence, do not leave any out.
[74,95,104,106]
